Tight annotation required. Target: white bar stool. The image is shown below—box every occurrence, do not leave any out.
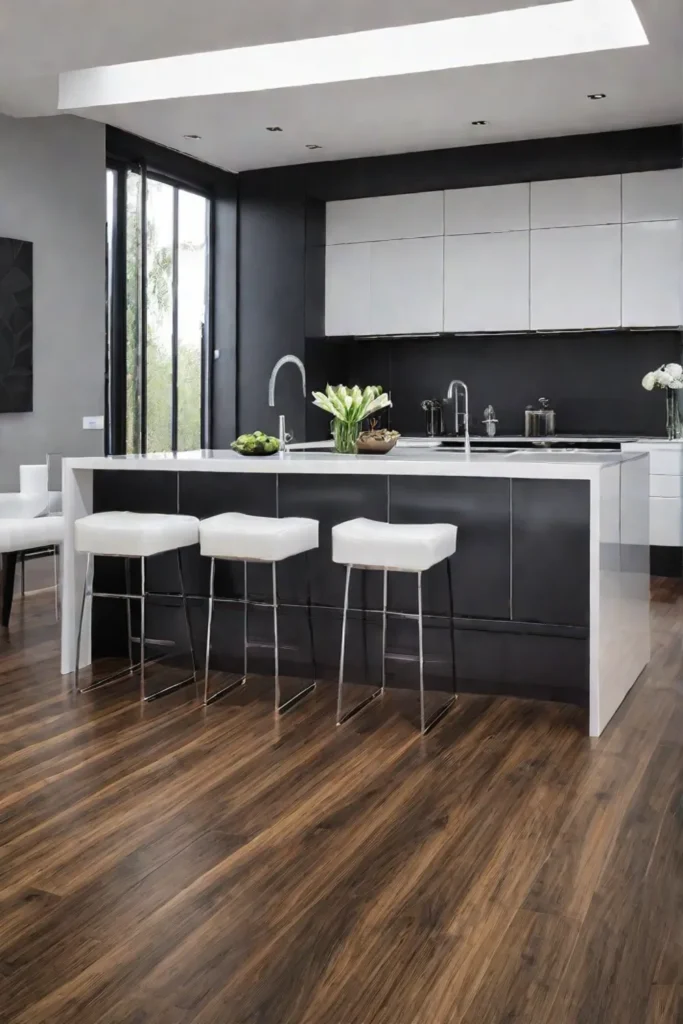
[332,517,458,734]
[199,512,319,711]
[74,511,200,700]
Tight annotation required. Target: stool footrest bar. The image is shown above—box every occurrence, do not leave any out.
[143,673,197,702]
[76,653,165,693]
[337,687,382,726]
[204,675,247,706]
[422,696,457,735]
[278,682,316,715]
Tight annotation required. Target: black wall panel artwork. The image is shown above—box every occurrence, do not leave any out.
[0,237,33,412]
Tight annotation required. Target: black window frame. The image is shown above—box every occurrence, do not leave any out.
[106,130,219,456]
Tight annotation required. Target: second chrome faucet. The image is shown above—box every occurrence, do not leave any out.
[446,379,471,455]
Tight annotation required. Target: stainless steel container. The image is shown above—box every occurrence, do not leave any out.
[524,398,556,438]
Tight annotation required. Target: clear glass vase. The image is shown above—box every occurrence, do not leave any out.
[332,419,360,454]
[666,388,683,440]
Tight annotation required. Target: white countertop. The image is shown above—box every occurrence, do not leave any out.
[65,446,647,480]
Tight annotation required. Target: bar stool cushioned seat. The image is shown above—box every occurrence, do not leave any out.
[200,512,319,563]
[0,516,64,552]
[75,511,199,557]
[332,517,457,573]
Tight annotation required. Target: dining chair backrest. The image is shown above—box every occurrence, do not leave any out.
[19,464,48,496]
[46,454,63,516]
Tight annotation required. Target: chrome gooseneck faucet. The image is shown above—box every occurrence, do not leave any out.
[268,354,307,452]
[447,379,471,456]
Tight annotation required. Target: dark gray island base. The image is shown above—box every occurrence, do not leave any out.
[91,470,593,707]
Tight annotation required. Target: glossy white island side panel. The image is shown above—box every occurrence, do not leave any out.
[593,455,650,736]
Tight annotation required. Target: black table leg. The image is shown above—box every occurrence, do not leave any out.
[2,552,18,627]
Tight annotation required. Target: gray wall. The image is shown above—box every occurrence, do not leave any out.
[0,113,105,490]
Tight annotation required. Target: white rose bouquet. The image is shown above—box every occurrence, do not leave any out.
[641,363,683,391]
[641,363,683,439]
[312,384,392,453]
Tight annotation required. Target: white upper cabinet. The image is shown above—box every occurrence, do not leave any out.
[622,169,683,223]
[444,232,530,332]
[326,191,444,245]
[444,183,530,235]
[369,236,444,335]
[530,175,621,228]
[325,242,373,336]
[622,220,683,327]
[530,225,622,330]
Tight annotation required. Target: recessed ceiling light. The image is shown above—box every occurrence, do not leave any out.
[266,126,283,132]
[59,1,648,110]
[306,143,323,150]
[471,120,489,126]
[183,133,201,140]
[588,93,607,100]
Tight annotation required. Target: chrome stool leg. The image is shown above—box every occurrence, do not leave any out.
[419,559,457,735]
[177,549,198,699]
[124,557,134,676]
[417,571,425,734]
[204,558,249,706]
[139,557,147,701]
[204,557,216,704]
[74,553,93,693]
[272,561,280,710]
[336,564,381,726]
[275,558,316,715]
[76,551,197,701]
[381,568,388,695]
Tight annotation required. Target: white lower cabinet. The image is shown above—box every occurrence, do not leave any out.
[530,224,622,330]
[622,220,683,327]
[650,497,683,547]
[650,475,683,498]
[622,442,683,547]
[444,231,530,332]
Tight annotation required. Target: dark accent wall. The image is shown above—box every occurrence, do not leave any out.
[0,237,32,412]
[236,181,307,444]
[237,124,683,441]
[306,331,683,439]
[212,178,238,447]
[242,125,683,200]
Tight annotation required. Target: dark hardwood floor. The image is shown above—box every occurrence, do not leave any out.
[0,582,681,1023]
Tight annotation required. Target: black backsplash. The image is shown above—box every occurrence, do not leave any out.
[306,332,682,439]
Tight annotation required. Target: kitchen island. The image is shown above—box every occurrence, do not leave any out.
[61,445,650,736]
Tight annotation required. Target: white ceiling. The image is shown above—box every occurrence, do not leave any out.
[1,0,681,172]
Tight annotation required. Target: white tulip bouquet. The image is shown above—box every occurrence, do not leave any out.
[312,384,392,453]
[642,363,683,439]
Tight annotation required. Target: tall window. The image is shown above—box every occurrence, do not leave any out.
[106,166,211,454]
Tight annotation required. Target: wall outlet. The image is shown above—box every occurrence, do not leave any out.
[83,415,104,430]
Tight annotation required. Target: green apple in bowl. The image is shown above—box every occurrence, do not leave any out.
[231,432,281,456]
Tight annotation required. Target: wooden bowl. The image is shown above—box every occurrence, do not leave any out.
[356,435,399,455]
